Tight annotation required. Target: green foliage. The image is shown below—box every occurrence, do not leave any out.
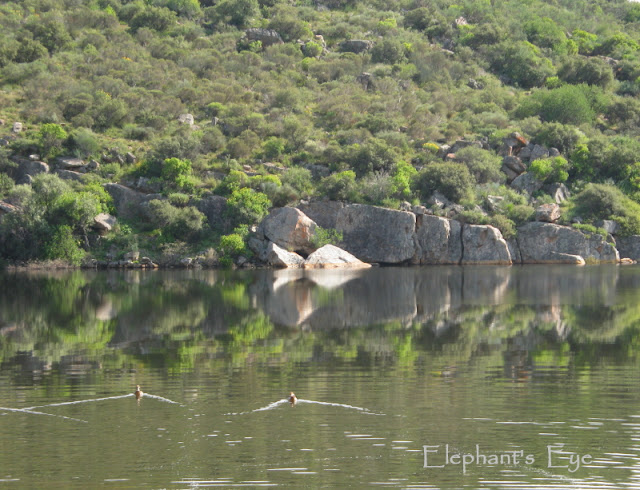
[207,0,259,27]
[219,233,247,259]
[311,226,343,248]
[39,123,68,159]
[391,160,417,199]
[371,39,405,64]
[319,170,357,201]
[161,158,196,193]
[489,41,554,88]
[148,199,206,239]
[44,225,85,265]
[571,184,640,236]
[413,163,475,203]
[529,157,570,184]
[0,174,14,199]
[454,147,503,184]
[534,122,583,154]
[225,188,271,227]
[518,85,595,125]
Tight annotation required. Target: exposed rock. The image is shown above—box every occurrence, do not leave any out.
[436,144,451,158]
[303,164,331,179]
[56,157,85,169]
[126,152,136,164]
[507,239,522,264]
[518,145,532,161]
[124,251,140,261]
[303,244,371,269]
[339,39,374,53]
[0,201,19,216]
[412,205,428,215]
[549,147,561,157]
[510,172,543,195]
[544,183,570,203]
[535,203,561,223]
[336,204,416,264]
[427,190,451,209]
[93,213,117,233]
[595,220,618,235]
[547,252,585,265]
[399,201,412,212]
[55,169,84,182]
[501,155,526,182]
[245,28,284,47]
[103,183,163,219]
[87,159,100,171]
[260,207,317,255]
[461,224,512,265]
[517,222,619,264]
[529,144,550,162]
[450,140,482,153]
[486,195,504,213]
[467,78,483,90]
[263,162,286,173]
[266,242,305,268]
[195,194,228,231]
[15,158,49,183]
[414,215,462,265]
[616,236,640,261]
[12,122,22,133]
[297,200,345,230]
[135,177,162,193]
[356,72,373,90]
[178,113,194,125]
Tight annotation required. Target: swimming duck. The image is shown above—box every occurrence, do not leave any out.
[288,392,297,406]
[135,385,144,400]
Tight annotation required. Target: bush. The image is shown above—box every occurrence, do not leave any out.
[519,85,595,125]
[454,147,504,184]
[413,162,475,203]
[529,157,570,184]
[39,123,68,159]
[44,225,85,265]
[319,170,358,201]
[312,227,343,248]
[534,122,583,154]
[225,188,271,227]
[571,184,640,236]
[148,200,206,240]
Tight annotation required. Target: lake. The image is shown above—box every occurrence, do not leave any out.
[1,265,640,488]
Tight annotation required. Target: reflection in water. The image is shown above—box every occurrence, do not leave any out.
[1,266,640,488]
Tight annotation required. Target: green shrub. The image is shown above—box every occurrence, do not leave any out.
[225,188,271,227]
[39,123,68,159]
[454,147,504,184]
[413,162,475,203]
[571,183,640,236]
[44,225,85,265]
[319,170,358,201]
[148,200,206,240]
[312,227,343,248]
[529,157,570,184]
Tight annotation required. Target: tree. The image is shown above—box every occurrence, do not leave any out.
[413,162,475,203]
[39,123,68,159]
[225,188,271,227]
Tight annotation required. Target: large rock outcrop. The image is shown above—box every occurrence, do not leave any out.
[616,235,640,261]
[103,183,162,219]
[461,224,512,265]
[336,204,416,264]
[266,242,305,268]
[297,200,345,229]
[517,222,619,264]
[260,207,317,255]
[414,215,462,265]
[194,195,228,231]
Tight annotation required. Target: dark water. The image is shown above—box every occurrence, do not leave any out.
[1,265,640,488]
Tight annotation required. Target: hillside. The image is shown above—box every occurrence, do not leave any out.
[2,0,640,266]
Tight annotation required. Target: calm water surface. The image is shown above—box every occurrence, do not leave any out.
[1,265,640,489]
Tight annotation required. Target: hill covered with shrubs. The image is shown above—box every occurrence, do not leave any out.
[2,0,640,266]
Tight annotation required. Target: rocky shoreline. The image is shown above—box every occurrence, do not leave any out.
[77,200,637,271]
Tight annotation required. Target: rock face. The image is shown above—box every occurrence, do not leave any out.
[245,28,284,47]
[461,224,512,265]
[616,236,640,261]
[336,204,416,264]
[103,183,162,219]
[303,244,371,269]
[340,39,374,53]
[517,222,619,264]
[195,195,228,231]
[55,169,84,181]
[414,215,462,265]
[266,242,305,268]
[0,201,19,216]
[15,158,49,184]
[297,201,345,230]
[260,207,317,255]
[510,172,543,195]
[56,157,85,170]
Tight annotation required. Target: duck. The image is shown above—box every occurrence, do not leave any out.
[135,385,144,400]
[288,392,297,406]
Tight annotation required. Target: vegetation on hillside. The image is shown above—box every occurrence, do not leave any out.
[2,0,640,265]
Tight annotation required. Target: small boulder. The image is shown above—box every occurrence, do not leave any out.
[544,183,570,203]
[303,244,371,269]
[535,203,561,223]
[340,39,374,53]
[55,169,84,182]
[56,157,85,169]
[178,114,194,125]
[245,28,284,47]
[595,220,618,235]
[93,213,117,233]
[530,144,550,162]
[510,172,543,196]
[12,122,22,133]
[266,242,305,268]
